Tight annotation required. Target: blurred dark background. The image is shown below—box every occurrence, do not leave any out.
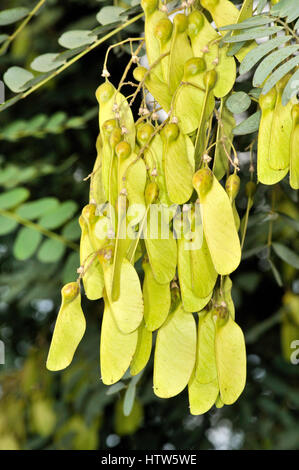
[0,0,298,450]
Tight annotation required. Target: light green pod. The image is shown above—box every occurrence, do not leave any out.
[177,236,213,313]
[90,134,106,205]
[100,294,138,385]
[144,204,177,284]
[100,255,144,334]
[141,0,166,81]
[188,10,236,98]
[194,170,241,275]
[96,81,135,149]
[155,17,173,83]
[162,123,194,204]
[188,374,219,415]
[173,57,207,134]
[257,88,289,185]
[46,283,86,371]
[142,257,171,331]
[143,131,172,206]
[290,103,299,189]
[195,310,218,383]
[130,320,152,376]
[215,314,247,405]
[269,75,293,170]
[79,214,104,301]
[200,0,255,62]
[190,228,218,298]
[133,65,172,112]
[154,302,196,398]
[213,98,235,180]
[167,13,193,94]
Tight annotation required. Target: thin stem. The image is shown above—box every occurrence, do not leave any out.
[240,197,252,250]
[0,209,79,251]
[0,12,144,112]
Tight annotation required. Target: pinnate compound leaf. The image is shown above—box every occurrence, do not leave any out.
[262,55,299,96]
[240,36,292,76]
[38,201,78,229]
[253,46,299,88]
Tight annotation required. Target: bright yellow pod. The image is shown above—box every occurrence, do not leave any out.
[79,214,104,301]
[167,13,193,94]
[193,169,241,275]
[188,10,236,98]
[154,302,196,398]
[130,320,152,376]
[213,98,235,180]
[195,310,218,384]
[46,283,86,371]
[188,375,219,415]
[141,0,166,81]
[101,256,144,334]
[269,75,293,171]
[144,205,177,284]
[177,235,212,312]
[133,65,172,112]
[173,57,207,135]
[162,123,194,204]
[290,103,299,189]
[100,294,138,385]
[215,313,246,405]
[257,88,289,185]
[200,0,255,62]
[96,81,135,150]
[142,258,171,331]
[90,134,106,205]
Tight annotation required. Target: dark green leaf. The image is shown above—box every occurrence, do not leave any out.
[281,69,299,106]
[253,45,299,88]
[0,8,29,26]
[38,201,78,230]
[3,66,34,93]
[223,26,283,43]
[0,215,18,235]
[16,198,59,220]
[262,55,299,95]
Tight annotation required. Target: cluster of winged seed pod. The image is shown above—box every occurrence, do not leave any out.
[257,79,299,189]
[46,0,253,415]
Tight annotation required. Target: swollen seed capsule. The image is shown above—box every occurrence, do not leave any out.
[245,181,257,199]
[62,282,80,302]
[225,174,240,202]
[102,119,118,136]
[98,246,114,266]
[192,168,213,198]
[137,122,154,145]
[95,82,114,103]
[204,70,217,91]
[115,141,131,159]
[173,13,188,33]
[82,204,97,224]
[162,122,179,142]
[184,57,206,78]
[188,10,205,37]
[109,128,122,149]
[155,18,173,44]
[145,181,159,205]
[141,0,158,14]
[133,66,147,82]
